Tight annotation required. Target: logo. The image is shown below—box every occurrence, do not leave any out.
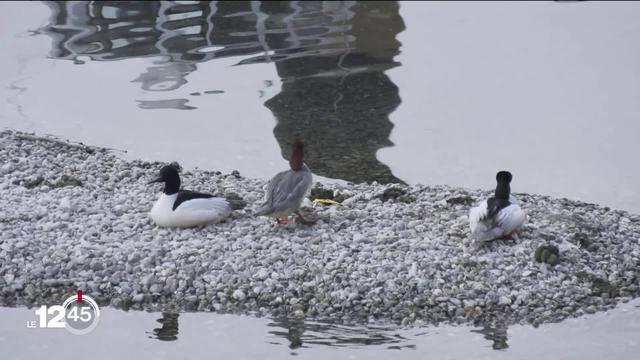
[27,290,100,335]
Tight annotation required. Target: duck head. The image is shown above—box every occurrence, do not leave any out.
[149,163,181,195]
[289,140,305,171]
[496,171,512,183]
[495,170,512,200]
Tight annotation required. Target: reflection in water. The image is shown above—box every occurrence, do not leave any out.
[267,317,415,352]
[39,1,405,183]
[148,312,179,341]
[137,99,196,111]
[40,1,385,92]
[268,317,511,352]
[264,1,405,183]
[471,322,510,350]
[132,62,198,92]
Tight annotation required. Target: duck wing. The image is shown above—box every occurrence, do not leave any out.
[256,169,312,215]
[173,192,232,217]
[486,197,511,218]
[173,190,214,211]
[495,203,526,235]
[470,197,525,242]
[261,170,289,204]
[469,199,488,232]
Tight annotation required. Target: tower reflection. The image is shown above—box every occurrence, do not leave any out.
[264,2,404,183]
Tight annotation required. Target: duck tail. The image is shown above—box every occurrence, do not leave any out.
[222,193,247,210]
[472,221,504,243]
[253,205,271,216]
[229,200,247,210]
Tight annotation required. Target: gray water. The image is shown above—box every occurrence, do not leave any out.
[1,1,640,211]
[1,299,639,359]
[2,1,640,358]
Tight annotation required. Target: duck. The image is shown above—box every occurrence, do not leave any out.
[149,164,245,228]
[468,171,526,243]
[255,140,315,225]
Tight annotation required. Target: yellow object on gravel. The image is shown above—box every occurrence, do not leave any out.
[313,198,341,206]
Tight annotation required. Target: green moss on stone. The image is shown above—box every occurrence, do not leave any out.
[51,174,83,188]
[446,195,475,206]
[573,233,598,252]
[309,186,351,203]
[309,187,335,201]
[575,271,618,297]
[376,187,415,203]
[534,244,560,265]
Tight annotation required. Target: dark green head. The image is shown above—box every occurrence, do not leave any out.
[149,163,181,194]
[495,171,513,200]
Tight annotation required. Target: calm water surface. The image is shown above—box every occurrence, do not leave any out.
[1,299,639,359]
[1,1,640,358]
[1,1,639,211]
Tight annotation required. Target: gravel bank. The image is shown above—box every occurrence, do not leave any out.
[1,130,639,327]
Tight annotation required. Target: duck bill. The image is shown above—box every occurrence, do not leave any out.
[147,177,163,184]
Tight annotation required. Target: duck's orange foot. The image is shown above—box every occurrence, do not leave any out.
[276,218,290,225]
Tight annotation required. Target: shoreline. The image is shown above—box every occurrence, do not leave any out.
[1,130,639,327]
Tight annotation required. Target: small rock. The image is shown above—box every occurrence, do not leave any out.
[59,197,71,210]
[232,289,246,301]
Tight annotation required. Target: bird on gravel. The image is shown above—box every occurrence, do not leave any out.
[149,163,245,228]
[255,140,315,225]
[469,170,526,243]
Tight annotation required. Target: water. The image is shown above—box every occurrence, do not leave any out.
[1,1,640,211]
[1,299,639,359]
[1,1,640,358]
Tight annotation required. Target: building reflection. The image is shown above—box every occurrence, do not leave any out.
[264,2,404,183]
[40,1,405,183]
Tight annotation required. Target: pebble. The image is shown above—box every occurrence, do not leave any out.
[0,130,639,328]
[59,197,71,210]
[0,163,14,175]
[232,290,246,301]
[499,296,512,306]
